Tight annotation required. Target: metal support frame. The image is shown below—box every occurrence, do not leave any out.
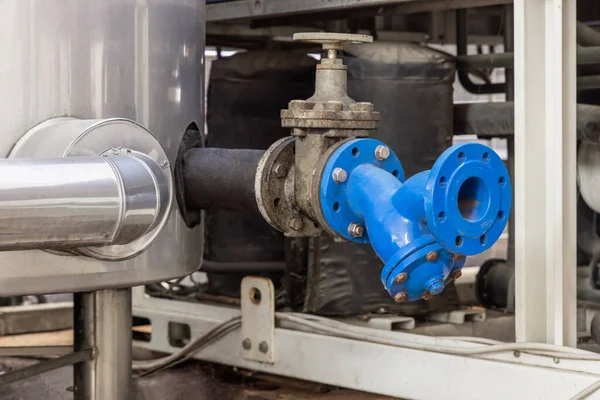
[206,0,511,22]
[0,290,132,398]
[241,277,275,363]
[514,0,577,346]
[0,349,93,387]
[133,287,600,399]
[74,289,133,400]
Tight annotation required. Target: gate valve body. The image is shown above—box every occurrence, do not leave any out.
[317,138,511,302]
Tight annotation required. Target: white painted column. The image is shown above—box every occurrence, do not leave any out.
[514,0,577,346]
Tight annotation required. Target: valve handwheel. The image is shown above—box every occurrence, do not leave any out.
[293,32,373,50]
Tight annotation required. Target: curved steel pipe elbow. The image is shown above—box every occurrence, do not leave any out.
[317,139,511,302]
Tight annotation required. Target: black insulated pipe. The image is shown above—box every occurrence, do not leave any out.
[456,46,600,71]
[456,9,505,95]
[182,148,264,214]
[454,102,600,142]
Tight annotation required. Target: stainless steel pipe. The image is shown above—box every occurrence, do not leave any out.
[0,150,170,251]
[74,289,132,400]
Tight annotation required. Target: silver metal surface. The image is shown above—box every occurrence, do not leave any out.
[11,118,174,261]
[374,145,390,161]
[293,32,372,49]
[0,1,204,294]
[0,149,169,255]
[241,277,275,363]
[74,289,132,400]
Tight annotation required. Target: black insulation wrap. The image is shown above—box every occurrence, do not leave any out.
[182,147,264,214]
[453,101,600,142]
[174,122,204,228]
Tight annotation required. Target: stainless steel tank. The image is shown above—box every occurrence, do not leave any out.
[0,0,205,294]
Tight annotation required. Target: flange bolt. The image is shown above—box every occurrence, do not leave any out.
[425,251,439,262]
[394,292,407,303]
[332,167,347,183]
[452,254,466,261]
[274,163,287,178]
[348,223,364,238]
[394,272,408,284]
[428,281,445,295]
[290,218,304,231]
[375,145,390,161]
[452,270,463,280]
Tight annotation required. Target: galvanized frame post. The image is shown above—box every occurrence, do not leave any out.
[514,0,577,345]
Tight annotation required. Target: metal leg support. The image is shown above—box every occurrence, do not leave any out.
[74,289,132,400]
[514,0,577,346]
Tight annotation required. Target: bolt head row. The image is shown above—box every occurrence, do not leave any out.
[242,338,269,353]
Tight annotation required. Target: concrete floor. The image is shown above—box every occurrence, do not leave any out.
[0,357,396,400]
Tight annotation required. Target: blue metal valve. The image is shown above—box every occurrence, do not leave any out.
[318,138,511,302]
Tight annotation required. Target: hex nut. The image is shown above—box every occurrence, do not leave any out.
[422,292,433,301]
[332,167,347,183]
[375,145,390,161]
[452,270,463,280]
[348,223,364,238]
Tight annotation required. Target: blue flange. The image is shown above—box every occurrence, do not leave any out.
[319,139,405,244]
[424,142,511,255]
[318,138,511,301]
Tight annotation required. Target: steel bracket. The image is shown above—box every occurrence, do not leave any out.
[427,309,487,324]
[241,277,275,363]
[336,315,416,331]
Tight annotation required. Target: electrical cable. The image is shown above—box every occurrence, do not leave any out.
[277,313,600,360]
[132,316,241,376]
